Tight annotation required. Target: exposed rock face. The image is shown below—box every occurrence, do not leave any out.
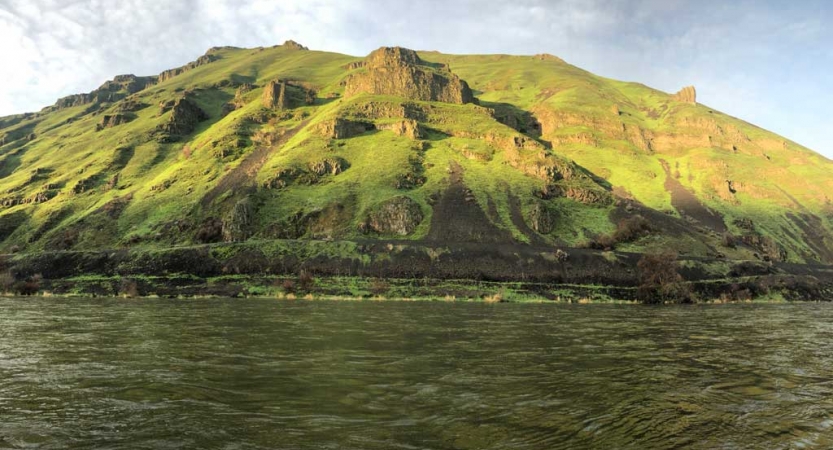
[342,100,429,122]
[114,99,147,113]
[261,80,315,109]
[262,80,290,109]
[360,196,424,236]
[490,105,542,136]
[52,74,156,110]
[157,98,208,138]
[263,167,304,190]
[158,54,219,83]
[308,157,348,176]
[316,118,374,139]
[263,158,348,190]
[223,197,255,242]
[344,47,474,104]
[533,53,566,63]
[528,202,556,234]
[282,40,309,50]
[96,113,134,131]
[739,233,788,262]
[376,119,424,139]
[672,86,697,104]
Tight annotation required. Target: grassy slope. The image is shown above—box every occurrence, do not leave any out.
[0,45,831,264]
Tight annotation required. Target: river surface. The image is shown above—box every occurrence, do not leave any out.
[1,298,833,449]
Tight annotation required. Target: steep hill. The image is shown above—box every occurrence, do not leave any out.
[1,40,832,272]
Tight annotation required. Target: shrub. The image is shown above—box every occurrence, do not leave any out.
[370,278,390,296]
[0,271,15,293]
[590,215,652,250]
[637,250,691,303]
[722,233,737,249]
[195,218,224,243]
[280,279,296,294]
[298,270,315,293]
[15,273,42,296]
[612,215,652,243]
[119,278,139,298]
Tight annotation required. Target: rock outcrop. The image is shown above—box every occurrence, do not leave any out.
[96,113,134,131]
[360,196,424,236]
[739,233,788,262]
[316,118,374,139]
[282,40,309,50]
[263,158,349,190]
[262,80,290,109]
[308,157,348,176]
[261,80,316,109]
[672,86,697,104]
[158,54,219,83]
[51,74,156,110]
[528,202,556,234]
[344,47,474,104]
[156,98,208,139]
[376,119,424,140]
[223,197,255,242]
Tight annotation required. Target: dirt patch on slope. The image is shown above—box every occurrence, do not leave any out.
[508,193,547,246]
[660,159,727,233]
[200,118,311,207]
[425,162,514,243]
[787,213,833,264]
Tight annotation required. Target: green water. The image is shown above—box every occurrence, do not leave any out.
[1,298,832,449]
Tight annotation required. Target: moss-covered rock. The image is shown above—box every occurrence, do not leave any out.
[360,196,423,236]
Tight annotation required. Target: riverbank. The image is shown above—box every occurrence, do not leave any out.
[2,239,832,302]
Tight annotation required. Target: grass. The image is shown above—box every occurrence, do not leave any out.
[0,44,830,266]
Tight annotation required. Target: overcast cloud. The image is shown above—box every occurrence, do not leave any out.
[1,0,831,157]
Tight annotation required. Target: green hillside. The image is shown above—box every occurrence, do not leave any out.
[1,40,832,268]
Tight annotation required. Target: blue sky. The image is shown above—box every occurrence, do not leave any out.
[0,0,831,157]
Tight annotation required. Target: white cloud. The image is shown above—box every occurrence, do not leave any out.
[0,0,830,156]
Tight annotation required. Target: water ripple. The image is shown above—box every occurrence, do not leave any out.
[1,299,833,449]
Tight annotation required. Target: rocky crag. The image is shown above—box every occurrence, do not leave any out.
[344,47,474,104]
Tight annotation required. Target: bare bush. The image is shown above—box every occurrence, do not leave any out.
[119,278,139,298]
[298,270,315,293]
[370,279,390,296]
[590,215,652,250]
[637,250,691,303]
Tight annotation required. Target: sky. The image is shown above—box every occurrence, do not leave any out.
[1,0,831,157]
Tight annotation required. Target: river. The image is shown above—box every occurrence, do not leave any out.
[1,298,832,449]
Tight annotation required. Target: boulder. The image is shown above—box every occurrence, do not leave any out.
[344,47,475,104]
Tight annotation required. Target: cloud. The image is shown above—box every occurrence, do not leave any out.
[0,0,830,156]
